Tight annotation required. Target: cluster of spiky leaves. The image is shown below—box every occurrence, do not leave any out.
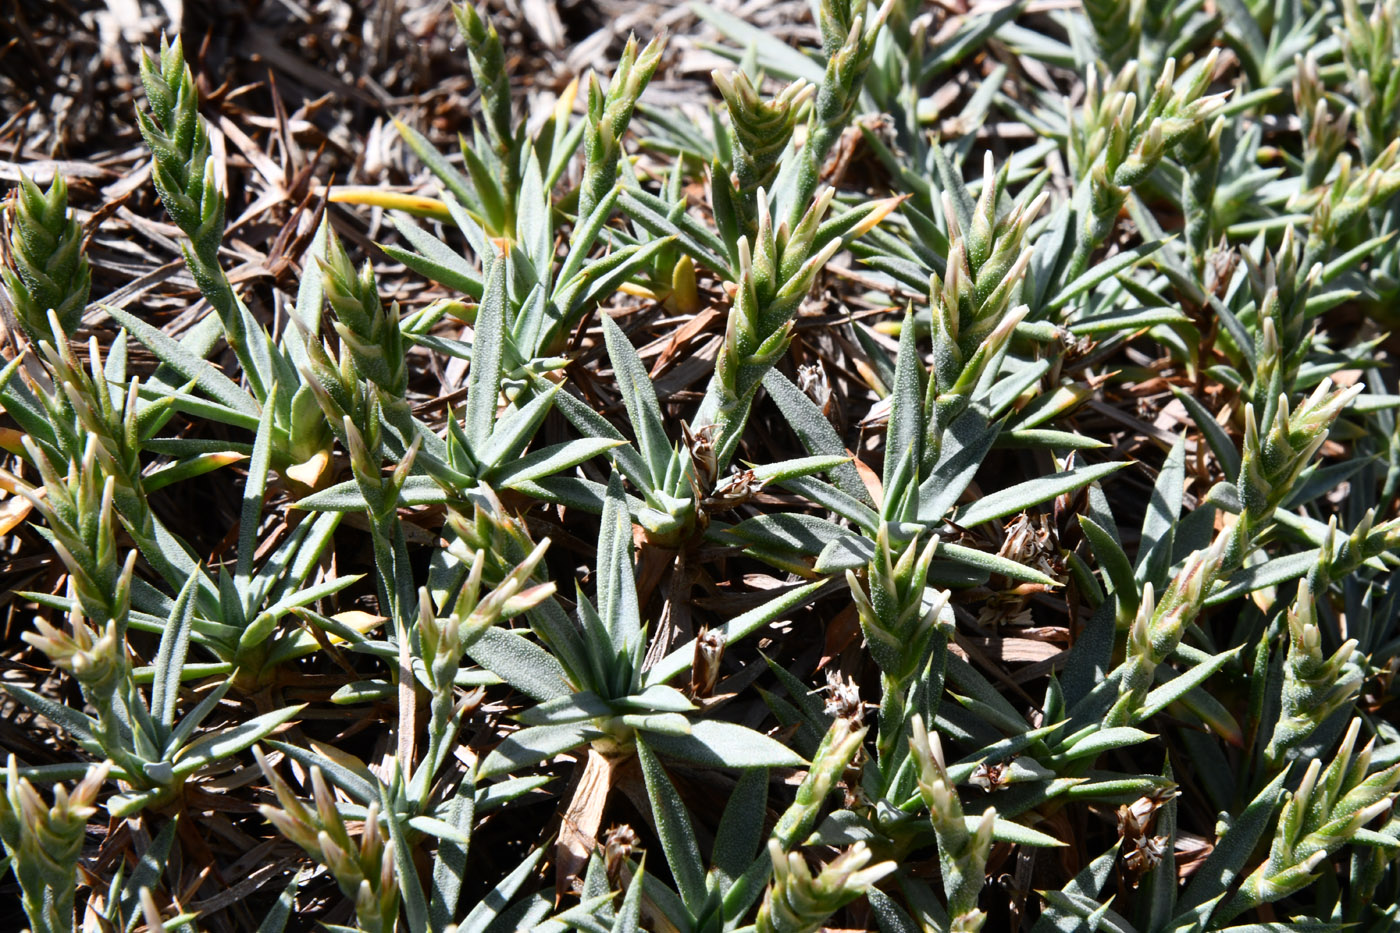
[3,1,1400,932]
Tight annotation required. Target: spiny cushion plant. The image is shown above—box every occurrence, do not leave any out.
[4,1,1400,931]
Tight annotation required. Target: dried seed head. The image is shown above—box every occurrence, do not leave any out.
[1122,835,1169,880]
[997,512,1062,580]
[681,420,720,494]
[797,362,834,419]
[1117,787,1177,842]
[704,468,765,512]
[604,823,639,885]
[690,628,726,699]
[822,669,863,724]
[968,761,1008,793]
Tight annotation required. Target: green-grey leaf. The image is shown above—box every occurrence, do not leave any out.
[954,461,1128,528]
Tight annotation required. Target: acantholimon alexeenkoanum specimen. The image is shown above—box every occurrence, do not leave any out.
[4,0,1400,931]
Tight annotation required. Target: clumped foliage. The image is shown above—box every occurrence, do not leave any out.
[5,1,1400,931]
